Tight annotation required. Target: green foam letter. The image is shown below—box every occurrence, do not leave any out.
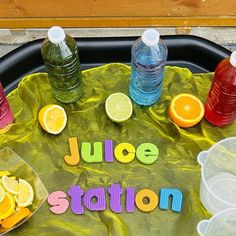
[81,142,103,163]
[136,143,159,164]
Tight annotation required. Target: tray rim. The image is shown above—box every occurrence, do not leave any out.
[0,34,231,94]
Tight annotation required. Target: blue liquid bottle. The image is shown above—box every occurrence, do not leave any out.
[129,29,168,106]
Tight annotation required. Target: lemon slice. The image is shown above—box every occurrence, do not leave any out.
[0,185,5,204]
[0,171,11,177]
[0,193,15,220]
[2,176,19,195]
[38,104,67,135]
[14,195,18,204]
[105,93,133,123]
[18,179,34,207]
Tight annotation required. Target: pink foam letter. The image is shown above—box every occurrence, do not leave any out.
[47,191,69,214]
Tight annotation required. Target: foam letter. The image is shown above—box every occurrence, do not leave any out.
[64,137,80,166]
[114,143,135,163]
[47,191,69,214]
[126,187,135,213]
[159,188,183,213]
[104,139,114,162]
[81,142,103,163]
[135,189,158,212]
[136,143,159,165]
[68,185,84,214]
[83,187,106,211]
[108,184,123,213]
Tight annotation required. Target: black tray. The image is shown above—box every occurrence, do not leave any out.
[0,35,231,94]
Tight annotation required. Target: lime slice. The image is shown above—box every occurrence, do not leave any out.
[2,176,19,195]
[0,185,5,204]
[18,179,34,207]
[105,93,133,123]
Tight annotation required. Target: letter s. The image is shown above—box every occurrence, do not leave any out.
[47,191,69,214]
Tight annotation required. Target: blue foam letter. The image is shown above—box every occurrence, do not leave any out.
[159,188,183,213]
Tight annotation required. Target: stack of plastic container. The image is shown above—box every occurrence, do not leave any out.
[197,137,236,236]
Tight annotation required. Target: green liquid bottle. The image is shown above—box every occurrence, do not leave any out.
[41,26,83,103]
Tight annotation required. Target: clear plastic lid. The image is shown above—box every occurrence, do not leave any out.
[230,51,236,67]
[141,29,160,47]
[47,26,66,44]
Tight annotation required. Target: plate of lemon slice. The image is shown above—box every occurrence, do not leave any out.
[0,148,48,235]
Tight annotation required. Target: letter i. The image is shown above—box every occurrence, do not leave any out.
[126,187,135,213]
[104,139,114,162]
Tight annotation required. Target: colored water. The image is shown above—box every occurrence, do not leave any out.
[205,58,236,126]
[41,32,83,103]
[129,34,168,106]
[130,59,165,106]
[0,84,13,129]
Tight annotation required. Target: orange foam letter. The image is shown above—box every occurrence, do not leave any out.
[64,137,80,166]
[135,189,158,212]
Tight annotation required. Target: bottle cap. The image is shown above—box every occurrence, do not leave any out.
[48,26,66,44]
[230,51,236,67]
[141,29,160,47]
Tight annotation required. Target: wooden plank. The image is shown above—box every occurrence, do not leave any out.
[0,17,235,28]
[0,0,236,17]
[0,0,236,28]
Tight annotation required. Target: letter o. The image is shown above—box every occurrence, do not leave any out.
[135,189,158,212]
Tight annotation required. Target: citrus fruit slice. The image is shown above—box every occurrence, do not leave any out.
[2,176,19,195]
[38,104,67,135]
[0,193,15,220]
[18,179,34,207]
[0,185,5,204]
[0,171,11,177]
[105,93,133,123]
[169,93,205,128]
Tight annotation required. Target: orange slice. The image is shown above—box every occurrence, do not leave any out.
[0,185,5,204]
[0,193,15,220]
[38,104,67,135]
[169,93,205,128]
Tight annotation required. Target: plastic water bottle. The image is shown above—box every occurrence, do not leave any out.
[41,26,83,103]
[205,51,236,126]
[129,29,168,106]
[0,83,13,129]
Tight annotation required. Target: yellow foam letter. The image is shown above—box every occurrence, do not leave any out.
[114,143,135,163]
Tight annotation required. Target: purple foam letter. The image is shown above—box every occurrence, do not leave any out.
[68,185,84,215]
[83,187,106,211]
[126,187,135,213]
[108,184,123,213]
[104,139,114,162]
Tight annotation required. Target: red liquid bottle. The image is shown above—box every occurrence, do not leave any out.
[205,51,236,126]
[0,83,13,129]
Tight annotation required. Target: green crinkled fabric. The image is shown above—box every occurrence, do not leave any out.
[0,63,236,236]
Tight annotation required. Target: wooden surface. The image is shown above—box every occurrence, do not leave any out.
[0,0,236,28]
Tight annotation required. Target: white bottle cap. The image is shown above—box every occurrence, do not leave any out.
[141,29,160,47]
[230,51,236,67]
[47,26,66,44]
